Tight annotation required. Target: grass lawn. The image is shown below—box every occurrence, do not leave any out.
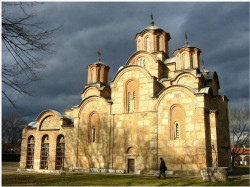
[2,162,250,186]
[2,162,19,167]
[2,172,249,186]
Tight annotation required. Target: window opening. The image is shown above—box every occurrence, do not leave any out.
[91,69,95,82]
[146,37,150,52]
[156,36,160,51]
[92,128,96,142]
[133,91,136,111]
[55,135,65,170]
[174,122,180,139]
[97,68,100,82]
[128,92,131,112]
[40,135,49,169]
[26,136,35,169]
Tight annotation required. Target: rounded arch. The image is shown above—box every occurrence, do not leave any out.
[36,110,62,124]
[89,111,100,128]
[78,95,110,117]
[156,85,196,110]
[169,104,186,140]
[57,134,65,143]
[88,111,100,143]
[174,72,197,82]
[27,135,35,143]
[41,134,49,143]
[126,145,138,154]
[111,65,153,87]
[175,72,198,89]
[124,78,139,113]
[81,86,100,98]
[244,155,250,165]
[125,51,158,66]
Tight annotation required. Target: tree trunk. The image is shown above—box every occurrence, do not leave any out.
[231,156,235,168]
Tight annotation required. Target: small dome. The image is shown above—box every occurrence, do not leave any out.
[144,25,160,30]
[93,61,105,65]
[28,121,37,128]
[117,65,124,72]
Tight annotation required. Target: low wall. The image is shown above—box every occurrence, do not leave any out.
[201,167,228,181]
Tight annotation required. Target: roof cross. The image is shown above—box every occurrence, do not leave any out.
[97,49,101,61]
[185,32,189,46]
[202,59,205,71]
[150,12,154,26]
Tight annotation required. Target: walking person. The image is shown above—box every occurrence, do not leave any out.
[158,157,167,179]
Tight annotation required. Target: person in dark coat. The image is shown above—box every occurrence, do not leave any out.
[158,157,167,179]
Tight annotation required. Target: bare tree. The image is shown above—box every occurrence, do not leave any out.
[2,2,59,109]
[2,113,26,153]
[230,107,249,168]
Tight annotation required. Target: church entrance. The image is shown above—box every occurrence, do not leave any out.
[128,159,135,173]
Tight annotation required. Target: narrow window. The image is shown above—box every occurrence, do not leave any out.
[171,105,185,140]
[40,135,49,169]
[174,122,180,139]
[89,112,100,143]
[133,91,136,111]
[97,68,100,82]
[128,92,131,112]
[92,128,96,142]
[55,135,65,170]
[91,69,95,82]
[156,35,160,51]
[125,79,139,113]
[182,53,186,69]
[26,136,35,169]
[146,37,150,52]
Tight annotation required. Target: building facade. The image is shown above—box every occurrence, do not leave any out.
[20,19,231,174]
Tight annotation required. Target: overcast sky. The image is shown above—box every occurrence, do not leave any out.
[2,2,249,123]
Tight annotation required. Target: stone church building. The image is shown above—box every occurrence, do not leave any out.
[20,18,231,174]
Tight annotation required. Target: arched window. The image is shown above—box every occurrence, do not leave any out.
[146,37,150,52]
[156,35,160,51]
[40,135,49,169]
[55,134,65,170]
[174,122,180,139]
[125,79,139,113]
[91,68,95,82]
[97,68,100,82]
[182,53,186,69]
[137,58,145,67]
[89,112,100,143]
[171,105,185,140]
[26,136,35,169]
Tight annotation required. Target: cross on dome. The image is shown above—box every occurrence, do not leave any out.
[150,12,154,26]
[97,48,101,61]
[185,32,189,46]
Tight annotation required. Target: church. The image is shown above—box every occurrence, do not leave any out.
[20,16,231,175]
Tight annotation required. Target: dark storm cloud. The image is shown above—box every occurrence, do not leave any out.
[180,2,249,108]
[2,2,249,122]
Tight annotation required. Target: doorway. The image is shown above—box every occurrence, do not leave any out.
[128,159,135,173]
